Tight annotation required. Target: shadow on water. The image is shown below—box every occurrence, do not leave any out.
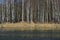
[0,30,60,40]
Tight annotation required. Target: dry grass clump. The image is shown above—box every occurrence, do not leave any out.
[0,22,60,31]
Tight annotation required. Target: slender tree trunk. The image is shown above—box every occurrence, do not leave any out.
[26,0,30,23]
[38,0,40,22]
[47,0,48,23]
[22,0,24,22]
[4,0,6,23]
[6,0,9,22]
[52,0,54,22]
[0,1,2,23]
[42,7,44,23]
[30,8,33,22]
[10,0,12,22]
[12,0,15,23]
[56,0,59,23]
[9,0,10,22]
[17,0,20,22]
[30,0,33,23]
[2,0,4,23]
[54,0,57,23]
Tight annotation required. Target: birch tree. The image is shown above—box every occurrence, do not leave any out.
[6,0,9,22]
[0,3,2,23]
[11,0,15,23]
[42,0,45,23]
[9,0,12,22]
[26,0,30,23]
[2,0,4,23]
[47,0,48,23]
[30,0,34,23]
[30,8,33,22]
[17,0,20,22]
[22,0,24,22]
[2,0,3,23]
[51,0,53,23]
[38,0,40,22]
[8,0,11,22]
[56,0,60,23]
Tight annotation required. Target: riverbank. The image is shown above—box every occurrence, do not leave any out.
[0,22,60,31]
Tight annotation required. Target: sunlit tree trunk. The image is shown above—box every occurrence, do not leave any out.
[6,0,9,22]
[0,2,2,23]
[47,0,48,23]
[38,0,40,22]
[42,0,46,23]
[52,0,57,23]
[2,0,4,23]
[48,0,50,22]
[55,0,57,23]
[8,0,11,23]
[22,0,24,22]
[30,8,33,22]
[8,0,10,22]
[42,6,44,23]
[12,0,15,23]
[17,0,20,22]
[4,0,6,23]
[54,0,58,23]
[57,0,59,23]
[51,0,53,23]
[26,0,30,23]
[30,0,34,23]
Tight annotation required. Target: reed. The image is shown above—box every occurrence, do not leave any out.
[0,22,60,31]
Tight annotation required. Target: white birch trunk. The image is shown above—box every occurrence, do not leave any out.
[30,0,33,23]
[17,0,20,22]
[57,0,59,23]
[54,0,56,23]
[30,8,33,22]
[12,0,15,22]
[26,0,30,23]
[6,0,9,22]
[9,0,10,22]
[38,0,40,22]
[47,0,48,23]
[43,7,44,23]
[53,0,55,23]
[52,0,54,23]
[22,0,24,22]
[2,0,4,23]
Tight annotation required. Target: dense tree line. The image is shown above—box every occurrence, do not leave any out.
[0,0,60,23]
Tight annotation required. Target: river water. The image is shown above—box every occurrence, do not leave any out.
[0,30,60,40]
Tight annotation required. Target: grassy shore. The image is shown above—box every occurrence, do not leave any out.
[0,22,60,31]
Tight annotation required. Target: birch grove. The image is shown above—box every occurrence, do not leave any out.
[0,0,60,23]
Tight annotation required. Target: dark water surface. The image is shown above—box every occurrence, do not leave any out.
[0,30,60,40]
